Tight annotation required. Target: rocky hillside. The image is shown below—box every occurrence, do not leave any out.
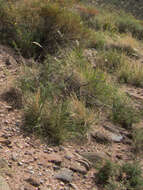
[0,0,143,190]
[95,0,143,19]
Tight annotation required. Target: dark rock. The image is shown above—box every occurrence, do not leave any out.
[54,168,73,183]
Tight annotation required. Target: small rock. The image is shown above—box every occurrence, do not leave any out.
[25,177,40,187]
[70,162,87,174]
[69,183,78,190]
[45,153,62,165]
[0,137,11,146]
[11,153,18,161]
[116,154,123,159]
[65,155,72,160]
[18,162,23,166]
[53,165,60,171]
[64,151,73,160]
[54,168,73,183]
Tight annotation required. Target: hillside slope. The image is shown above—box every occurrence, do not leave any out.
[0,0,143,190]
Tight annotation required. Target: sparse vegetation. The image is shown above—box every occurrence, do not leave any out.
[18,49,140,142]
[118,59,143,87]
[133,128,143,155]
[1,0,143,188]
[0,0,141,143]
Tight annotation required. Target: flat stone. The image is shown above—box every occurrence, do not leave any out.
[80,152,108,164]
[54,168,73,183]
[0,176,11,190]
[110,133,123,143]
[70,162,87,174]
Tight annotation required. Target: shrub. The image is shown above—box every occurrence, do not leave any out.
[0,0,91,56]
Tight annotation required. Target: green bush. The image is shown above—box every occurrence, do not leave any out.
[118,60,143,87]
[0,0,91,56]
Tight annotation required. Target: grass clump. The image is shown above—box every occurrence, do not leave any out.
[133,128,143,155]
[96,161,117,185]
[121,162,143,190]
[96,50,125,73]
[88,8,143,40]
[19,51,98,143]
[118,60,143,87]
[116,13,143,40]
[111,94,139,128]
[87,31,106,50]
[96,161,143,190]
